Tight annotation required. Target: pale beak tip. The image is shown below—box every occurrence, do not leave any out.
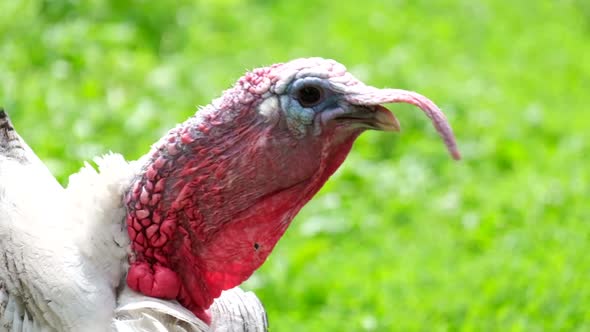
[391,118,401,132]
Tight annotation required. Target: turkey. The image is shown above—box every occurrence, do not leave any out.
[0,57,460,332]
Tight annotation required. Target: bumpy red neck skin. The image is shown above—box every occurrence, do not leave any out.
[124,80,359,323]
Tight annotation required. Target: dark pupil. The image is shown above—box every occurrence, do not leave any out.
[297,86,322,107]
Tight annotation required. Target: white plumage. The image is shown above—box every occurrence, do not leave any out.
[0,111,267,332]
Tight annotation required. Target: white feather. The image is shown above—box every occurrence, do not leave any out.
[0,122,116,331]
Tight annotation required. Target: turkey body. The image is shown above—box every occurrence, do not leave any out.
[0,110,120,331]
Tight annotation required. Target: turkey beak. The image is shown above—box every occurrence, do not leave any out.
[343,85,461,160]
[370,105,401,132]
[326,104,401,133]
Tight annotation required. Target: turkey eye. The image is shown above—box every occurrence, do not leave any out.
[295,85,324,108]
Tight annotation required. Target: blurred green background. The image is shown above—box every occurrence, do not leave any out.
[1,0,589,330]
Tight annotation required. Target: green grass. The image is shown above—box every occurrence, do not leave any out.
[2,0,590,330]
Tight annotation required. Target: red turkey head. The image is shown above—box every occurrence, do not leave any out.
[124,58,460,323]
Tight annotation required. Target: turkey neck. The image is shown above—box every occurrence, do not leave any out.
[124,103,358,322]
